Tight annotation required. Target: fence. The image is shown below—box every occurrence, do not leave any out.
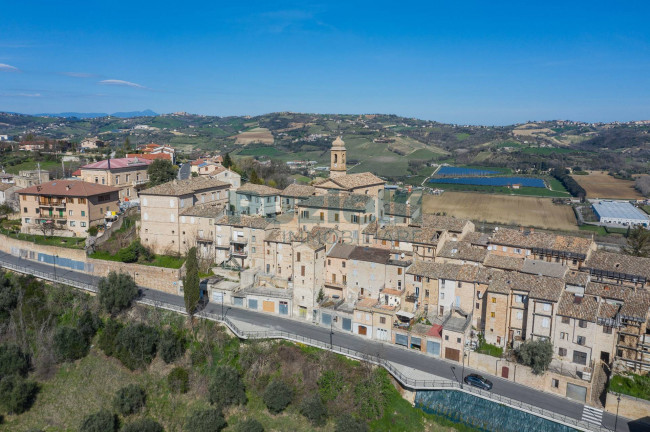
[1,258,611,432]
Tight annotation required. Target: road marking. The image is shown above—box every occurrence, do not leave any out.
[581,406,603,425]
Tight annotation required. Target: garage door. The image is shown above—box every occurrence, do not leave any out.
[427,340,440,356]
[445,347,460,362]
[263,301,275,312]
[566,383,587,403]
[377,328,388,341]
[395,334,408,346]
[358,326,367,336]
[342,318,352,331]
[248,299,258,310]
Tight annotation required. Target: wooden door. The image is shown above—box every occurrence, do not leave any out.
[502,366,509,379]
[358,326,367,336]
[444,347,460,362]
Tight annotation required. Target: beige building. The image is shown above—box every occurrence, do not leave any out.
[18,180,120,236]
[213,215,270,269]
[14,170,50,189]
[140,177,230,255]
[80,157,153,200]
[280,183,316,213]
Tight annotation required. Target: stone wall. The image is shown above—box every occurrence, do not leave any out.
[605,392,650,424]
[0,233,181,294]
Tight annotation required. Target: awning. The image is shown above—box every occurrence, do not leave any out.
[396,310,415,319]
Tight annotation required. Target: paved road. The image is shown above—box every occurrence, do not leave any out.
[0,251,632,432]
[178,163,191,180]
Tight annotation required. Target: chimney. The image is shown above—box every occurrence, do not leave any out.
[66,184,71,190]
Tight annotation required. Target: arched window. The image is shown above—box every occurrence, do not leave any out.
[334,154,338,163]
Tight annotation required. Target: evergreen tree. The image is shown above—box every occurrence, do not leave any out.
[147,159,177,186]
[222,153,233,169]
[183,247,200,317]
[249,170,263,185]
[122,137,131,153]
[622,226,650,257]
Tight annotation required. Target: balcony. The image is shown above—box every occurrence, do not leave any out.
[39,200,66,209]
[325,279,346,289]
[231,248,248,257]
[231,237,248,245]
[196,235,213,243]
[405,292,418,302]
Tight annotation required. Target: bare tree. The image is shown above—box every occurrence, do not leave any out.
[37,221,56,238]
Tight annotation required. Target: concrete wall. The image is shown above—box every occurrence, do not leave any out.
[604,392,650,424]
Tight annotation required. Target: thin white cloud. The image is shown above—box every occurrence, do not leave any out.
[99,79,146,89]
[0,92,41,97]
[0,63,19,72]
[62,72,96,78]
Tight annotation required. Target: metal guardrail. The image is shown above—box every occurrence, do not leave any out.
[0,258,611,432]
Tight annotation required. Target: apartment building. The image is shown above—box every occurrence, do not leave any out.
[296,194,376,243]
[280,183,316,213]
[410,214,475,241]
[582,250,650,289]
[213,215,270,269]
[364,224,447,261]
[140,177,230,255]
[210,166,241,190]
[231,183,281,216]
[18,180,120,236]
[79,157,153,200]
[383,202,420,225]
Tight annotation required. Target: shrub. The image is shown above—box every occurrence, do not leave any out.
[0,374,38,414]
[0,277,18,320]
[237,418,264,432]
[167,367,189,394]
[353,370,391,420]
[517,339,553,375]
[121,418,163,432]
[184,408,227,432]
[77,310,102,342]
[79,409,117,432]
[208,365,246,408]
[335,415,368,432]
[117,240,153,264]
[113,384,146,416]
[87,226,99,237]
[97,319,122,357]
[0,344,30,378]
[113,323,159,370]
[263,380,292,414]
[53,327,89,362]
[159,329,185,364]
[318,369,345,402]
[98,271,138,314]
[299,393,327,426]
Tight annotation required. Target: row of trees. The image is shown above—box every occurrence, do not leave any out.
[551,168,586,199]
[635,175,650,197]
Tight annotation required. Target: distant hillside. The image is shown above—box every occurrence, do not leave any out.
[33,109,158,119]
[0,111,648,182]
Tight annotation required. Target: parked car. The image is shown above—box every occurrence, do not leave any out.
[464,373,493,390]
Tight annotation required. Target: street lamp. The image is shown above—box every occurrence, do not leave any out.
[330,318,334,349]
[614,394,621,431]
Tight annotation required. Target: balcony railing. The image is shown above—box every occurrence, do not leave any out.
[231,237,248,245]
[39,201,66,207]
[325,279,346,289]
[405,293,418,302]
[231,249,248,257]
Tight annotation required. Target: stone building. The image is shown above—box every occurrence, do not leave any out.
[79,157,153,200]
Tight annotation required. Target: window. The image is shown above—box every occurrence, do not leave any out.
[301,266,305,276]
[69,221,76,227]
[414,275,422,282]
[301,210,309,218]
[572,350,587,365]
[351,215,359,223]
[560,332,567,340]
[542,318,550,328]
[296,252,301,262]
[476,302,480,310]
[445,335,449,341]
[515,295,523,303]
[577,336,586,346]
[561,316,570,324]
[551,379,559,388]
[23,207,27,213]
[441,293,445,300]
[502,246,507,252]
[81,211,86,217]
[78,198,86,204]
[328,259,331,265]
[115,175,120,183]
[490,312,495,318]
[516,311,523,320]
[81,222,87,227]
[320,212,324,221]
[68,210,73,216]
[334,213,339,222]
[380,317,386,324]
[514,248,521,254]
[252,247,256,253]
[425,289,429,298]
[492,297,496,303]
[578,320,587,328]
[603,326,612,334]
[342,275,346,284]
[342,261,346,268]
[24,218,31,224]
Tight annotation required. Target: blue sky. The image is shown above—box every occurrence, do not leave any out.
[1,1,649,124]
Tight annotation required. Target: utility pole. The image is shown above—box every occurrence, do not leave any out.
[330,318,334,349]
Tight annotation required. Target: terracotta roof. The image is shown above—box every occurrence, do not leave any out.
[620,291,650,321]
[126,153,171,161]
[356,297,378,310]
[527,275,565,302]
[483,254,524,271]
[71,169,81,177]
[557,293,599,322]
[585,281,628,301]
[141,177,229,196]
[81,157,152,170]
[464,232,490,247]
[411,214,471,233]
[598,302,620,321]
[319,172,385,190]
[237,183,281,196]
[489,228,593,258]
[384,202,417,217]
[438,241,487,263]
[375,225,443,246]
[180,202,225,218]
[583,250,650,280]
[215,214,271,229]
[264,229,286,243]
[281,183,316,198]
[327,243,356,259]
[381,288,403,296]
[0,183,16,192]
[348,246,391,264]
[520,260,568,279]
[362,220,378,235]
[18,180,120,197]
[406,261,478,282]
[299,194,372,211]
[427,324,443,338]
[565,270,590,287]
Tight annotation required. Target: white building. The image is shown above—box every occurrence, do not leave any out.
[592,200,650,227]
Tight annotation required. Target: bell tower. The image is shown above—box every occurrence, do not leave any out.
[330,136,347,178]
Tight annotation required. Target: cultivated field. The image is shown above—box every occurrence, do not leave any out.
[571,171,643,199]
[422,191,578,231]
[234,127,274,144]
